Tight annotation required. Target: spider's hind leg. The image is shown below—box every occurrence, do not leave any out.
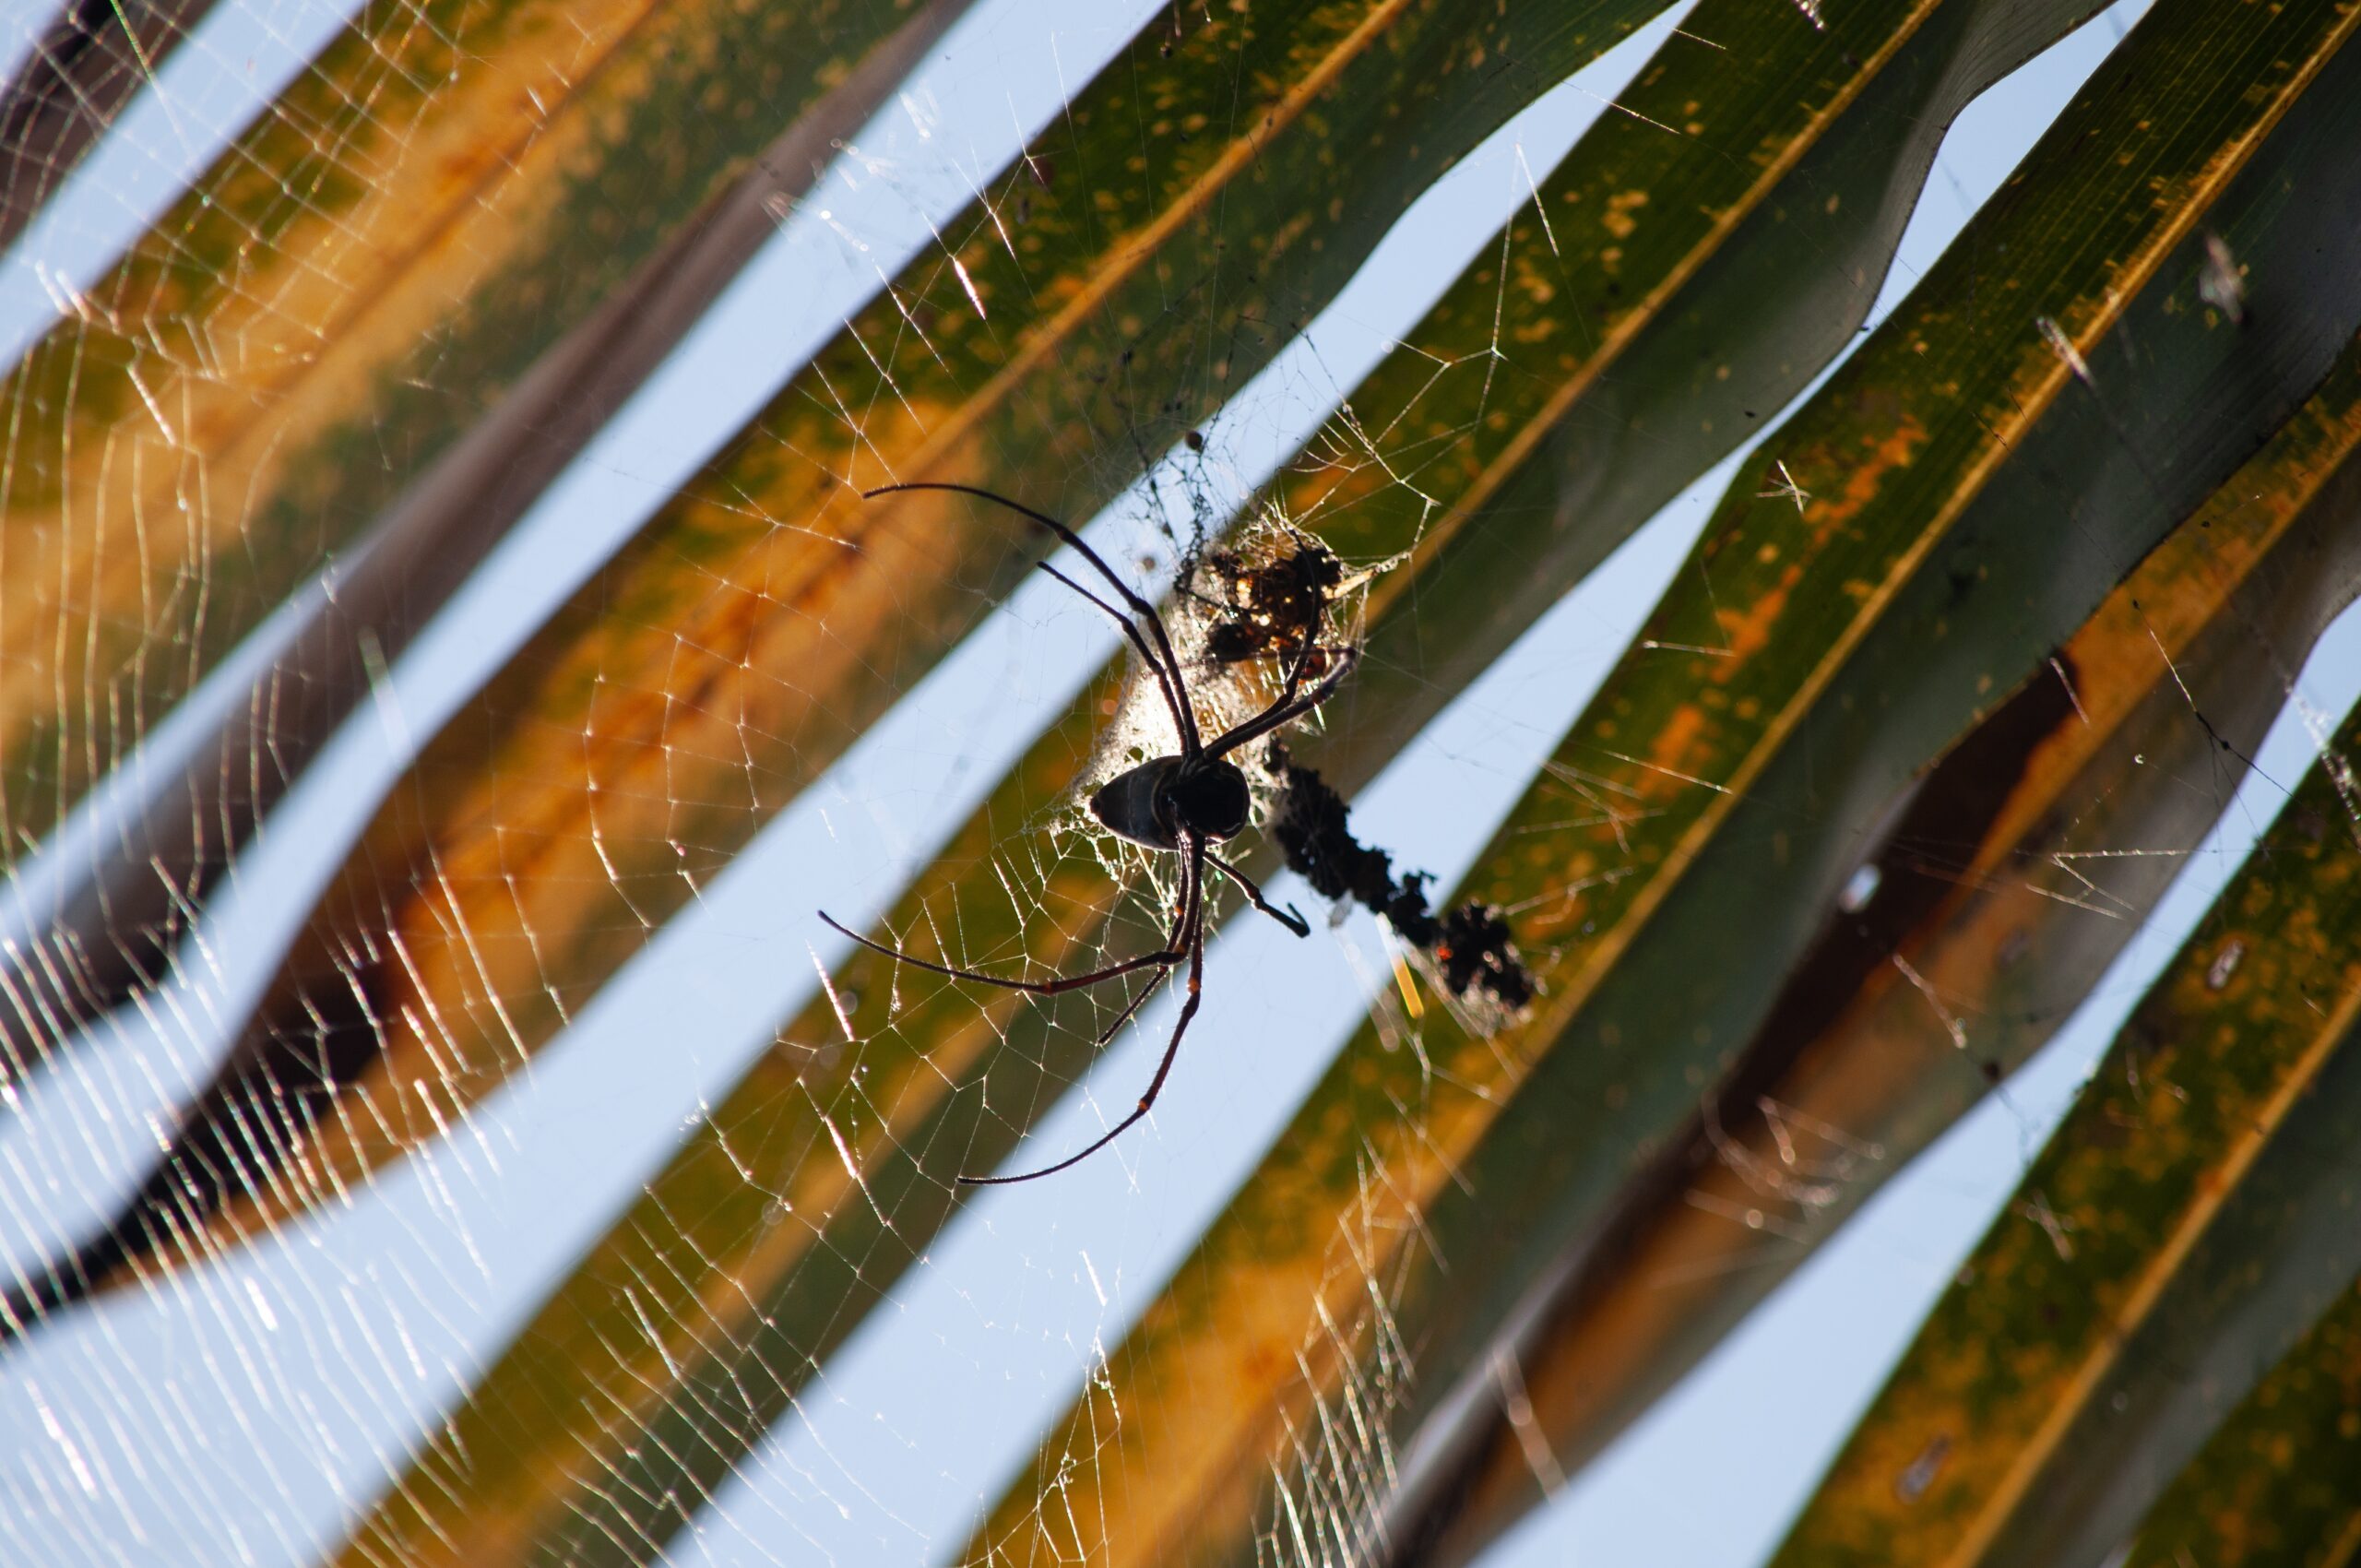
[959,839,1210,1185]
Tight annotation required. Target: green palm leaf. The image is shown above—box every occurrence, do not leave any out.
[966,3,2361,1558]
[0,0,973,1066]
[1769,685,2361,1567]
[332,6,2127,1559]
[6,0,1673,1327]
[2122,1280,2361,1568]
[1397,322,2361,1566]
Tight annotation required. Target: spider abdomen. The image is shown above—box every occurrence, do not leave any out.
[1090,755,1251,848]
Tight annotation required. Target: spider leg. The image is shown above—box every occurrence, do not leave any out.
[1203,645,1359,762]
[1205,849,1309,938]
[961,838,1208,1185]
[1034,561,1196,753]
[818,832,1203,1002]
[1062,887,1192,1052]
[1230,595,1329,724]
[818,911,1181,996]
[867,481,1201,751]
[1084,961,1169,1048]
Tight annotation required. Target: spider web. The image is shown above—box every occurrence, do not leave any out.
[0,1,2356,1566]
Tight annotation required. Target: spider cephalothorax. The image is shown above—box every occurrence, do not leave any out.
[820,481,1358,1183]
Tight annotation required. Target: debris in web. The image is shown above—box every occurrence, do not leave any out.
[1194,539,1348,673]
[2198,232,2247,324]
[1079,512,1383,817]
[1062,515,1521,1022]
[1263,740,1535,1012]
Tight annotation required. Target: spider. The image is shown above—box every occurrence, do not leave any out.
[820,481,1358,1184]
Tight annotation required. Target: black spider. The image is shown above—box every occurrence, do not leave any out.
[821,481,1356,1184]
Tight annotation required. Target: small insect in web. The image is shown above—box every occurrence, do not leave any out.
[820,481,1359,1184]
